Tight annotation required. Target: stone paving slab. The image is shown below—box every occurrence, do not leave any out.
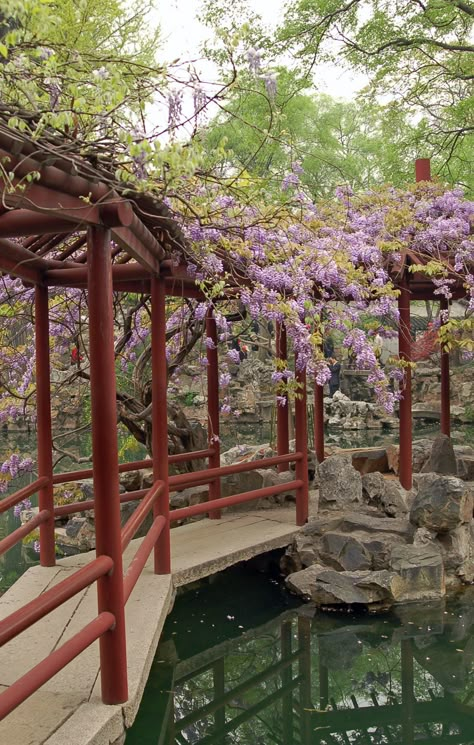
[0,508,299,745]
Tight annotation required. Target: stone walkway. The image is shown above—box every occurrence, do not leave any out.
[0,508,299,745]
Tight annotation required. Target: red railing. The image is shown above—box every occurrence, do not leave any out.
[0,445,307,722]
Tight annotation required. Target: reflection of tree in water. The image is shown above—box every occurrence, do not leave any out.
[140,602,474,745]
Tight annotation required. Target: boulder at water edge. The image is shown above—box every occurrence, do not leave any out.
[410,474,473,533]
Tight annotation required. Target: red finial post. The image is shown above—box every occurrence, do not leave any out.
[415,158,431,182]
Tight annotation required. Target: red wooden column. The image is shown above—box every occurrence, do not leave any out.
[294,358,309,525]
[275,322,289,472]
[398,278,413,490]
[206,309,221,519]
[314,380,325,465]
[35,284,55,566]
[151,276,171,574]
[87,226,128,704]
[415,158,431,182]
[440,297,451,437]
[415,158,450,436]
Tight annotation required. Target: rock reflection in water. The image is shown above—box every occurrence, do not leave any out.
[128,590,474,745]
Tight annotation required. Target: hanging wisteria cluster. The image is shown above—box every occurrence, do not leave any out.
[175,177,474,414]
[0,175,472,495]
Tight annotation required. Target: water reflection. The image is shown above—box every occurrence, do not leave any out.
[129,590,474,745]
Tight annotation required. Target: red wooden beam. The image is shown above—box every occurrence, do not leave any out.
[0,237,43,282]
[0,612,115,721]
[170,479,303,522]
[123,516,166,603]
[314,381,325,465]
[35,284,55,566]
[440,297,451,437]
[294,361,309,526]
[398,280,412,490]
[0,210,76,238]
[415,158,431,182]
[0,556,113,646]
[87,225,128,704]
[151,276,171,573]
[276,322,290,472]
[206,309,221,519]
[0,477,49,514]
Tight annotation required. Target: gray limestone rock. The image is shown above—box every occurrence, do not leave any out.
[412,439,434,473]
[285,563,326,599]
[362,472,385,504]
[421,434,457,476]
[410,474,473,533]
[307,568,396,608]
[361,473,409,517]
[382,481,409,518]
[436,524,472,571]
[390,544,445,602]
[319,532,372,572]
[120,470,141,492]
[457,456,474,482]
[338,512,414,540]
[318,454,362,510]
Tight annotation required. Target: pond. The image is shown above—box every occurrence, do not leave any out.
[126,563,474,745]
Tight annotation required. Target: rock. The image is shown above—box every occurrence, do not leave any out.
[220,443,273,467]
[285,564,326,599]
[169,492,189,510]
[390,545,445,602]
[412,439,433,473]
[436,524,471,571]
[457,559,474,583]
[337,512,414,541]
[457,456,474,482]
[361,473,409,517]
[421,434,457,475]
[413,527,437,546]
[120,470,142,492]
[56,516,95,552]
[410,474,473,533]
[385,440,434,475]
[362,472,385,503]
[351,449,389,474]
[140,469,154,489]
[288,567,397,608]
[386,444,399,475]
[382,481,409,518]
[319,532,372,571]
[318,455,362,510]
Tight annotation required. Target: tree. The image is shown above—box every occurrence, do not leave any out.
[277,0,474,192]
[200,70,423,197]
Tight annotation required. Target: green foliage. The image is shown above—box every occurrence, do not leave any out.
[277,0,474,193]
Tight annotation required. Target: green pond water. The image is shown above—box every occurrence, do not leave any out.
[126,564,474,745]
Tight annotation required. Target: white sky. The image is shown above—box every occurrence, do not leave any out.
[153,0,366,100]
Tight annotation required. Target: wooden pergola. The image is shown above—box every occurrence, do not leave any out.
[0,115,468,718]
[0,119,308,716]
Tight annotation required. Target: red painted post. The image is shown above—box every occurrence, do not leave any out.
[314,381,325,465]
[294,360,309,525]
[206,309,221,519]
[415,158,431,182]
[440,297,451,437]
[398,279,413,490]
[35,284,55,566]
[275,322,290,472]
[151,276,171,574]
[87,226,128,704]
